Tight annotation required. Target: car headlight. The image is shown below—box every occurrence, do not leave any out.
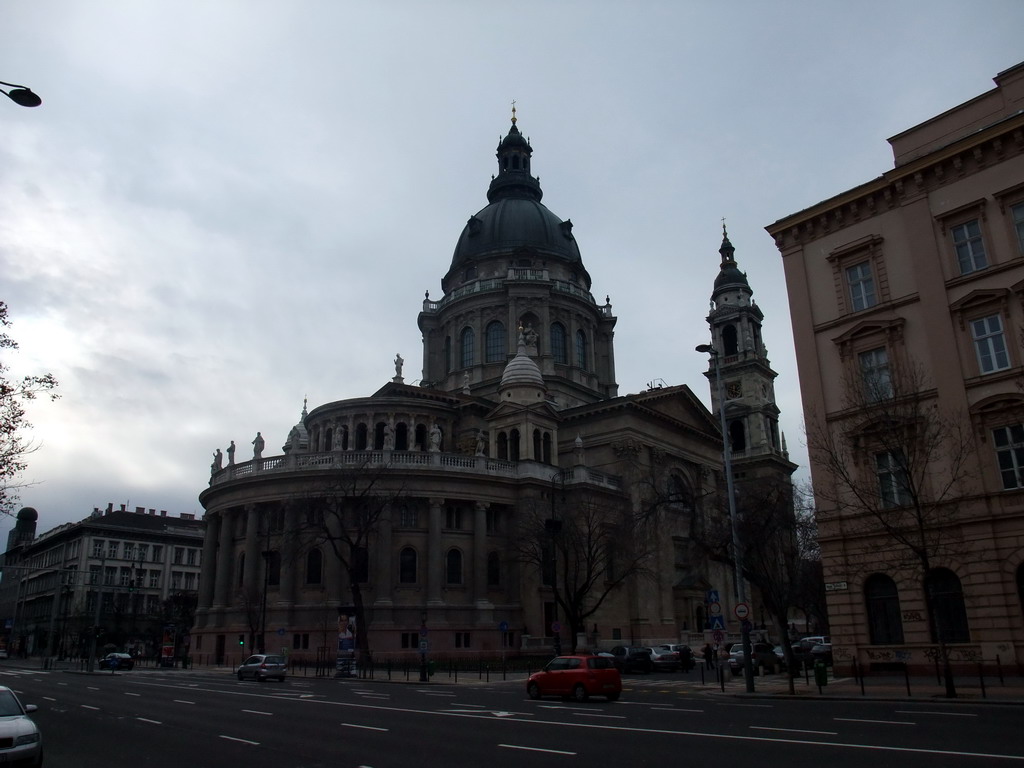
[14,733,40,746]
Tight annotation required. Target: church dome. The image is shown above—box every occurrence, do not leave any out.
[712,226,750,294]
[500,333,545,390]
[17,507,38,522]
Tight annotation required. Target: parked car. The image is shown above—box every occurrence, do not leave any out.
[658,644,696,671]
[236,654,288,682]
[646,647,681,671]
[608,646,654,674]
[99,652,134,670]
[527,655,622,702]
[0,685,41,766]
[810,643,833,666]
[727,642,780,673]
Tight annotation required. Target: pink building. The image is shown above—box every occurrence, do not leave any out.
[768,63,1024,674]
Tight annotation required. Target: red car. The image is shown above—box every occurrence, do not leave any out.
[527,655,622,702]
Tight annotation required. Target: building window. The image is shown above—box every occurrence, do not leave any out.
[445,549,463,585]
[487,551,501,587]
[859,347,892,401]
[123,543,135,561]
[174,547,185,565]
[445,506,462,530]
[400,632,418,649]
[722,324,738,355]
[575,330,588,370]
[865,574,904,644]
[485,321,505,363]
[171,571,183,590]
[352,546,369,583]
[305,549,323,585]
[460,326,474,368]
[926,568,970,643]
[876,451,911,508]
[92,540,104,558]
[971,315,1010,374]
[550,322,567,364]
[454,632,471,648]
[1012,202,1024,253]
[399,547,417,584]
[399,505,418,528]
[120,567,132,586]
[951,219,988,274]
[187,549,198,566]
[184,573,197,591]
[993,424,1024,490]
[138,544,148,562]
[149,570,160,588]
[107,542,118,559]
[845,261,877,311]
[486,507,501,534]
[267,552,281,587]
[151,545,162,563]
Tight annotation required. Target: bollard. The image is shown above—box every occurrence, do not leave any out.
[814,660,828,694]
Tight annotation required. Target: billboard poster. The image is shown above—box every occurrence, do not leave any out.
[335,608,356,676]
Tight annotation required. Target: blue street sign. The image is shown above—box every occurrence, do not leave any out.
[499,621,509,632]
[709,615,726,630]
[706,590,720,604]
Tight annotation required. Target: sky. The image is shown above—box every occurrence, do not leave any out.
[2,1,1022,541]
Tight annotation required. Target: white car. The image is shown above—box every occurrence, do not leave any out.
[0,685,41,766]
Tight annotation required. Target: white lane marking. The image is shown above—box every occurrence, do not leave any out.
[715,702,773,708]
[125,692,141,697]
[137,717,162,725]
[573,713,626,719]
[342,723,389,732]
[219,735,259,745]
[499,744,576,756]
[651,707,704,713]
[895,710,978,717]
[42,697,56,702]
[452,703,487,708]
[81,705,100,710]
[835,717,915,725]
[752,726,838,736]
[242,709,273,716]
[422,692,456,697]
[173,700,195,705]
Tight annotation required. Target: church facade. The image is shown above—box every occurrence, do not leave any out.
[194,115,792,664]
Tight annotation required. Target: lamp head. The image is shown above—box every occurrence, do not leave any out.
[695,344,716,354]
[1,85,41,108]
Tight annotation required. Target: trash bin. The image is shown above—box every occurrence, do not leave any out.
[427,660,437,677]
[814,660,828,688]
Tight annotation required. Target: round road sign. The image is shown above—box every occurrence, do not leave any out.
[708,601,722,616]
[734,602,750,620]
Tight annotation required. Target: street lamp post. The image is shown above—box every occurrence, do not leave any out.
[696,343,755,693]
[0,81,41,107]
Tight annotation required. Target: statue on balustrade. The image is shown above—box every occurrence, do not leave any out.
[252,431,265,460]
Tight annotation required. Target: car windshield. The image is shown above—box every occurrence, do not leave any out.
[0,690,24,717]
[265,656,285,664]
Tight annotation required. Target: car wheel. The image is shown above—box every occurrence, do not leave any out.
[606,691,620,701]
[527,682,541,700]
[572,684,588,703]
[237,671,244,680]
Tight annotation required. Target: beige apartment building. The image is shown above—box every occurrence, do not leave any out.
[768,63,1024,674]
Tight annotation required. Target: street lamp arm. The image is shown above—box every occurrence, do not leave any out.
[0,81,42,107]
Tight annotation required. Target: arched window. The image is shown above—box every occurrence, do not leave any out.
[497,431,508,460]
[396,422,408,451]
[444,336,452,374]
[415,423,427,451]
[865,573,903,644]
[487,551,501,587]
[729,420,746,452]
[446,549,463,585]
[355,423,368,450]
[340,425,349,451]
[533,429,542,460]
[267,551,281,587]
[509,429,521,462]
[399,547,417,584]
[305,549,323,585]
[324,427,333,452]
[485,321,506,363]
[575,329,588,370]
[374,422,386,450]
[237,553,245,587]
[723,324,738,355]
[460,327,475,368]
[926,567,970,643]
[542,432,552,464]
[550,322,567,364]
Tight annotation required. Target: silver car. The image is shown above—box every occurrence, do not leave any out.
[236,654,287,682]
[0,685,41,766]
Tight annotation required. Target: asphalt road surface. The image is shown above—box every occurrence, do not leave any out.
[4,666,1022,768]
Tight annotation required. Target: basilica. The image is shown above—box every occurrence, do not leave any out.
[193,113,794,664]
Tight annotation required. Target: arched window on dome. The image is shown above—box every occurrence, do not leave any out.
[324,428,333,452]
[865,574,903,644]
[485,321,506,363]
[339,425,349,451]
[460,327,475,368]
[509,429,521,462]
[355,423,368,451]
[550,322,567,364]
[723,324,739,356]
[512,155,520,170]
[305,549,323,585]
[576,330,588,370]
[533,429,542,461]
[729,420,746,453]
[543,432,552,464]
[374,422,387,450]
[415,423,427,451]
[446,549,463,585]
[497,431,508,460]
[444,336,452,374]
[399,547,417,584]
[396,422,408,451]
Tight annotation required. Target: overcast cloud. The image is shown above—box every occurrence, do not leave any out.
[2,1,1022,540]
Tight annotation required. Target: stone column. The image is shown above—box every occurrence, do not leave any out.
[213,508,235,609]
[473,502,490,608]
[243,504,261,593]
[374,502,394,605]
[198,512,220,611]
[324,512,343,605]
[278,502,297,608]
[427,498,444,606]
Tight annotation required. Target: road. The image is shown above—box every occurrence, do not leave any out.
[3,665,1022,767]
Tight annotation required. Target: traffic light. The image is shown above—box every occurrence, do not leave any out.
[238,636,245,647]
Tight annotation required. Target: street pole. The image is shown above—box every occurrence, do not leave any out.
[88,555,106,673]
[697,344,755,693]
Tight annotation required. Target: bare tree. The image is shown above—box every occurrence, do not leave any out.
[0,301,59,515]
[235,585,264,654]
[511,487,656,653]
[293,461,406,659]
[809,360,977,697]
